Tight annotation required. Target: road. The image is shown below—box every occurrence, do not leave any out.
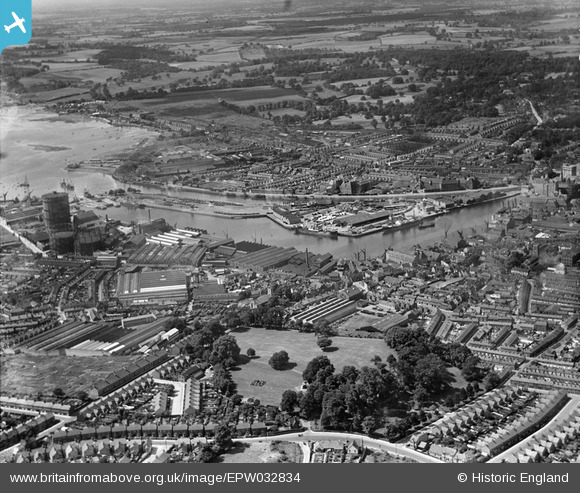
[149,430,441,463]
[526,99,543,126]
[234,430,443,463]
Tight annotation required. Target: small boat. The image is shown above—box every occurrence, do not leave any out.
[418,222,435,229]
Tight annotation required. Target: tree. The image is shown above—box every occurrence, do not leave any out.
[53,387,65,400]
[303,356,334,383]
[246,348,256,358]
[165,317,187,332]
[461,355,482,381]
[212,363,235,395]
[224,311,242,329]
[361,415,377,434]
[356,366,392,407]
[314,320,335,337]
[263,306,285,329]
[317,337,332,351]
[280,390,299,413]
[206,319,226,338]
[414,354,448,394]
[300,389,322,420]
[320,390,349,429]
[209,335,241,368]
[74,390,89,401]
[269,350,290,370]
[197,443,215,463]
[214,424,233,452]
[483,371,501,391]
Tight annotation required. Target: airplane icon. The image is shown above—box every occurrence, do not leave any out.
[5,12,26,34]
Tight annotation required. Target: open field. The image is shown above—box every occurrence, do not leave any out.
[230,328,397,406]
[129,86,306,119]
[267,108,306,117]
[25,87,92,103]
[220,441,302,463]
[530,18,580,31]
[27,49,102,63]
[0,353,135,398]
[161,86,301,104]
[43,62,97,72]
[196,51,242,64]
[379,33,435,45]
[45,67,125,84]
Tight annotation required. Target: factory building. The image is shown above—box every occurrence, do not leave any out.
[116,270,189,305]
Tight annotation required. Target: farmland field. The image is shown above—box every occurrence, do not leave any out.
[230,328,397,406]
[196,51,242,64]
[26,87,92,102]
[267,108,306,117]
[163,86,301,103]
[47,67,125,84]
[129,86,306,119]
[379,33,435,45]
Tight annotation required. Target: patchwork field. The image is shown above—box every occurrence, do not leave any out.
[230,328,397,406]
[130,86,307,119]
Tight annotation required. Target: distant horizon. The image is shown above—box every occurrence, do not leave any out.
[31,0,563,12]
[31,0,280,11]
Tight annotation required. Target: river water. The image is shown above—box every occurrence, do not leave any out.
[1,105,512,259]
[0,104,156,199]
[103,197,512,259]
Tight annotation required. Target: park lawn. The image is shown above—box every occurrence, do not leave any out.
[447,366,469,389]
[230,328,397,406]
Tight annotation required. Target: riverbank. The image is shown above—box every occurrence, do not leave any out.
[127,191,520,238]
[112,175,521,204]
[122,199,268,219]
[103,195,514,259]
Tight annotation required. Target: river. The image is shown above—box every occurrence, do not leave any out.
[103,197,513,259]
[2,105,513,259]
[0,104,156,199]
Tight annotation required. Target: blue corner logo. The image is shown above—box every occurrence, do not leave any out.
[1,0,32,55]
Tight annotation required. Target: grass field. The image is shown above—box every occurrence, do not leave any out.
[130,86,306,119]
[220,441,302,463]
[230,328,397,406]
[196,51,242,64]
[29,49,102,63]
[379,33,435,45]
[0,353,136,399]
[162,86,301,103]
[26,87,92,102]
